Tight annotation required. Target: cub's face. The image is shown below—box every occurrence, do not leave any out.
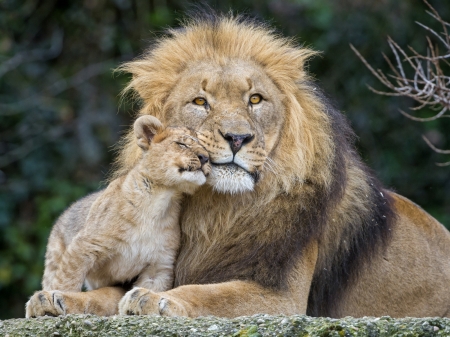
[146,127,211,194]
[161,60,285,194]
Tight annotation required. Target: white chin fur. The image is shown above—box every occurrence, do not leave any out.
[178,171,207,194]
[207,164,255,194]
[180,170,207,186]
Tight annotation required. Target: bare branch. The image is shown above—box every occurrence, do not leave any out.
[422,135,450,154]
[416,22,449,48]
[352,0,450,163]
[399,106,448,122]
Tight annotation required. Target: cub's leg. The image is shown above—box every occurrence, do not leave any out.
[26,287,125,317]
[49,232,115,291]
[133,262,175,292]
[119,264,174,314]
[47,241,95,291]
[42,192,103,291]
[42,230,66,290]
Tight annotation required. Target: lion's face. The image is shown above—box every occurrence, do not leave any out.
[161,59,285,194]
[118,18,326,195]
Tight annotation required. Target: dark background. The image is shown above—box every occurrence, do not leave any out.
[1,0,449,319]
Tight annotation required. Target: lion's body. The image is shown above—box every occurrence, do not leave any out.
[26,14,450,318]
[335,194,450,317]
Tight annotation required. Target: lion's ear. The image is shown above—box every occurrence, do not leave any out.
[133,115,164,150]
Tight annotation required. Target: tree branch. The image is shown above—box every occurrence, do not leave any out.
[351,0,450,163]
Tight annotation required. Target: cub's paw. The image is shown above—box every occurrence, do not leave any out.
[25,290,66,318]
[119,287,188,317]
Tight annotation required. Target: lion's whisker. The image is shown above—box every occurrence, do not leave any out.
[264,157,280,175]
[263,160,275,173]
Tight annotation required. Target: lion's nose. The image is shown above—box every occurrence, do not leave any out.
[222,132,254,154]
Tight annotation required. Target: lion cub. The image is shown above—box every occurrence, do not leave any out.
[27,115,210,315]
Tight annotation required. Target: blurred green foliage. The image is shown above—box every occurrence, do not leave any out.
[0,0,449,319]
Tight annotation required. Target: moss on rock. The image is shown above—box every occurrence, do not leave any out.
[1,314,450,336]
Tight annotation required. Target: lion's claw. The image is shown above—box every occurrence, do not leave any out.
[119,287,188,317]
[26,290,66,318]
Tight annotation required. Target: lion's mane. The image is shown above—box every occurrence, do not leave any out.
[115,12,395,317]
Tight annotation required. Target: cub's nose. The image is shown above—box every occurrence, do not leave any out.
[198,153,209,165]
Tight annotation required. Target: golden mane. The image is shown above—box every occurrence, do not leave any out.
[116,14,334,193]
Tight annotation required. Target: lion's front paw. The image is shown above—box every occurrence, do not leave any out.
[119,287,188,317]
[25,290,66,318]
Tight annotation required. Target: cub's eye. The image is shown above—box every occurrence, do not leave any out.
[193,97,207,106]
[249,94,262,105]
[176,142,188,149]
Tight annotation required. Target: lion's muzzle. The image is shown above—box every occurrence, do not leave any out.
[219,131,255,154]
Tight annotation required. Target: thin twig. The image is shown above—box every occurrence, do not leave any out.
[351,0,450,162]
[422,135,450,154]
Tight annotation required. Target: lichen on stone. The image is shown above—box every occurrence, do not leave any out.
[1,314,450,336]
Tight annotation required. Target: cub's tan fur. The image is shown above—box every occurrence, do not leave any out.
[26,116,210,318]
[27,13,450,319]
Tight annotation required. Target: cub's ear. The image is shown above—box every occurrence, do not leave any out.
[134,115,164,150]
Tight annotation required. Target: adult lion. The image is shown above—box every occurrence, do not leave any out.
[28,14,450,318]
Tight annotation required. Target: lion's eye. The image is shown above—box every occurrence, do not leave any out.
[193,97,207,106]
[249,94,262,105]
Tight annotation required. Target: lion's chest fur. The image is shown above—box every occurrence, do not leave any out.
[174,186,309,289]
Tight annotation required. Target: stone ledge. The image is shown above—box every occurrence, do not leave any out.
[1,314,450,336]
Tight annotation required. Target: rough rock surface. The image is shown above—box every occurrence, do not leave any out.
[1,314,450,336]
